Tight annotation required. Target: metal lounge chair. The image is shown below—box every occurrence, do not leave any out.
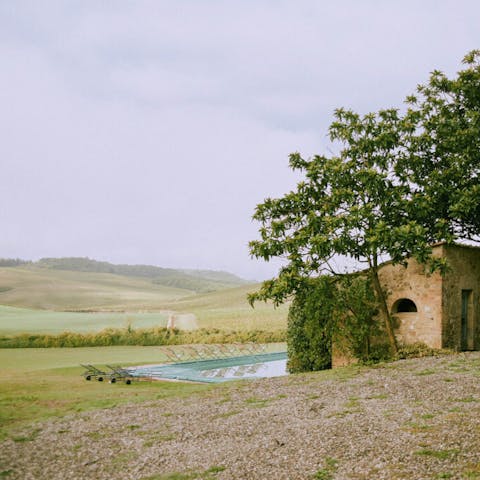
[105,365,135,384]
[80,364,107,382]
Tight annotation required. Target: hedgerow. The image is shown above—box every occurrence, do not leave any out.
[0,327,286,348]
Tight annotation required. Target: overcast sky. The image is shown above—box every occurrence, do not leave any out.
[1,1,479,280]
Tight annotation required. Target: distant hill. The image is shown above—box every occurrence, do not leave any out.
[0,265,192,311]
[0,283,289,333]
[179,269,248,284]
[0,261,288,332]
[0,257,250,296]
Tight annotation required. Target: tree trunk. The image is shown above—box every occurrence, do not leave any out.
[369,264,398,354]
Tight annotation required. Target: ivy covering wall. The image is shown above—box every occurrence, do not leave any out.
[287,275,388,373]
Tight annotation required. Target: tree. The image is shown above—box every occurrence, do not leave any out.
[286,277,335,373]
[249,51,480,355]
[249,108,431,354]
[401,50,480,243]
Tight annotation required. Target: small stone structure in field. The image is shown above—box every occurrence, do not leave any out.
[167,312,198,330]
[380,243,480,351]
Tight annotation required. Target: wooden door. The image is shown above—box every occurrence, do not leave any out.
[461,290,473,351]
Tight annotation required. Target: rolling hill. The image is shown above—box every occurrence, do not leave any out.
[35,257,249,293]
[0,258,288,334]
[0,264,193,311]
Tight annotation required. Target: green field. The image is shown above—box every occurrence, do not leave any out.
[0,305,169,334]
[0,344,285,440]
[0,266,194,311]
[0,264,288,438]
[0,266,288,334]
[159,285,288,331]
[0,347,217,440]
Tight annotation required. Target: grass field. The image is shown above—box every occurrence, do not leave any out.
[0,345,285,440]
[0,347,216,440]
[0,266,194,311]
[0,266,288,334]
[0,305,169,334]
[160,285,288,331]
[0,265,288,437]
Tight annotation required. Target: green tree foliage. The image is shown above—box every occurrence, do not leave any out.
[250,51,480,358]
[334,274,384,361]
[287,275,382,373]
[287,278,335,373]
[249,108,432,353]
[402,50,480,243]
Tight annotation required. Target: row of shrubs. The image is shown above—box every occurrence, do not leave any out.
[0,327,286,348]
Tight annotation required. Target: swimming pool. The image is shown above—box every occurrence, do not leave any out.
[132,351,288,383]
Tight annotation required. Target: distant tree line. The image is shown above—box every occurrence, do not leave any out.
[0,258,31,267]
[37,256,173,277]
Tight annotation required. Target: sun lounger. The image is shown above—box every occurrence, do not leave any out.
[80,364,107,382]
[105,365,134,384]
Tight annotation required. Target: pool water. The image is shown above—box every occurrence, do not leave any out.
[132,351,288,383]
[199,358,287,380]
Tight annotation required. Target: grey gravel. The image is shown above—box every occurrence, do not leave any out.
[2,352,480,479]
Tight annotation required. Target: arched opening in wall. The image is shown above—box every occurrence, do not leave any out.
[392,298,418,313]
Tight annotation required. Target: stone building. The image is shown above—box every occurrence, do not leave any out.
[333,243,480,367]
[379,242,480,351]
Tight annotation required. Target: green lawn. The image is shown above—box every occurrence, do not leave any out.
[0,344,287,440]
[0,305,168,334]
[0,346,176,370]
[0,347,217,440]
[0,294,287,335]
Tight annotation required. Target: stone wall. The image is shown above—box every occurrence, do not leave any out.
[442,245,480,350]
[331,244,480,367]
[378,246,444,349]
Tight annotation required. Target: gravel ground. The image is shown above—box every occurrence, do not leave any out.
[2,352,480,480]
